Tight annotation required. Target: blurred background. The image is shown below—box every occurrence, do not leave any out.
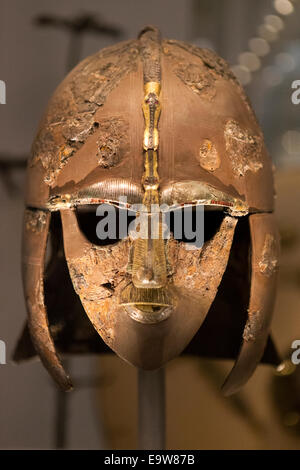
[0,0,300,449]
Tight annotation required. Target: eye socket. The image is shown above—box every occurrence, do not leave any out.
[203,207,225,242]
[167,206,224,245]
[76,204,224,247]
[75,205,136,246]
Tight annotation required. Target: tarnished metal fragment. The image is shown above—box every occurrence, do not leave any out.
[243,310,263,342]
[259,234,278,276]
[164,39,260,125]
[224,120,263,177]
[164,40,238,82]
[163,45,217,101]
[96,118,129,168]
[197,139,220,172]
[169,216,238,293]
[68,242,130,302]
[24,209,47,233]
[175,63,216,100]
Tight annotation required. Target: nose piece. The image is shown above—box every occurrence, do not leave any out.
[131,236,167,289]
[124,304,172,324]
[119,284,173,324]
[134,266,160,288]
[137,266,153,281]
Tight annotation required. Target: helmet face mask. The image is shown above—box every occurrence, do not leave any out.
[16,26,279,394]
[59,205,238,370]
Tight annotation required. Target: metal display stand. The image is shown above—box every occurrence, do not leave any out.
[138,368,166,450]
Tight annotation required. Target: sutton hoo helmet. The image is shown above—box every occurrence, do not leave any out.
[15,26,279,394]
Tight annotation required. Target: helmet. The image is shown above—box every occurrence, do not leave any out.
[15,26,279,395]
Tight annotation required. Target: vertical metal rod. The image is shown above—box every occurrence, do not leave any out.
[53,359,70,449]
[138,368,166,450]
[54,387,69,449]
[67,33,83,72]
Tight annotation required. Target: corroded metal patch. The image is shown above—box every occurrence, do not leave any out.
[224,120,263,177]
[30,41,139,186]
[67,240,130,344]
[168,216,237,292]
[197,139,220,172]
[164,44,217,101]
[96,118,129,168]
[243,310,263,342]
[163,40,237,101]
[68,241,130,301]
[259,234,278,276]
[175,62,216,100]
[25,209,48,233]
[165,40,237,82]
[164,40,259,123]
[163,39,262,131]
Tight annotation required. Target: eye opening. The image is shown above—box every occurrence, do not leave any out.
[203,207,225,242]
[75,203,225,247]
[166,205,225,245]
[75,204,136,246]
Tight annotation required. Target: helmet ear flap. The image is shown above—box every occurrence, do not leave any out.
[222,213,279,396]
[22,209,73,391]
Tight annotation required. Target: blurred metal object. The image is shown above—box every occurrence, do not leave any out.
[198,360,266,434]
[271,358,300,435]
[0,155,26,195]
[54,384,69,449]
[34,12,122,36]
[34,12,123,71]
